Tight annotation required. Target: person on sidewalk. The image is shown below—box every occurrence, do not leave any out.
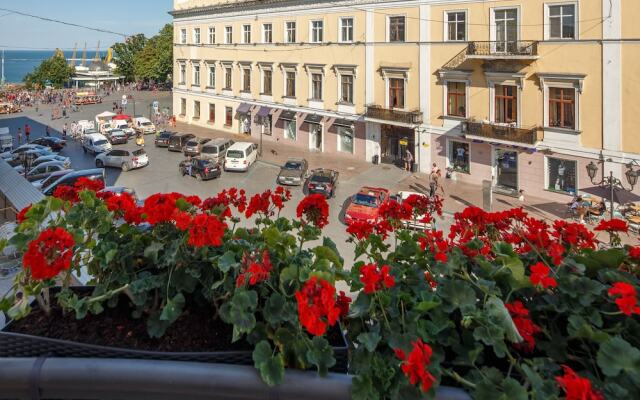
[429,170,439,197]
[404,149,413,171]
[17,128,22,145]
[24,124,31,142]
[45,126,51,137]
[62,123,67,138]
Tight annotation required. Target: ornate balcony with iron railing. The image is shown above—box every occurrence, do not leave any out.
[466,41,539,60]
[365,105,423,125]
[464,121,538,145]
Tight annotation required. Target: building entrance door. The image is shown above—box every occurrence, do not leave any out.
[380,125,414,167]
[494,148,518,193]
[309,123,322,151]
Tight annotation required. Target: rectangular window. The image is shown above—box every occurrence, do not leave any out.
[340,17,354,42]
[243,24,251,44]
[340,75,353,104]
[495,9,518,52]
[311,73,323,100]
[495,85,517,124]
[194,28,201,44]
[449,141,470,173]
[193,101,200,119]
[193,64,200,86]
[549,87,575,129]
[180,29,187,44]
[389,78,404,109]
[179,63,186,84]
[549,4,575,39]
[286,71,296,97]
[243,69,251,92]
[286,21,296,43]
[208,103,215,123]
[547,157,577,194]
[225,106,233,126]
[389,16,406,42]
[224,67,232,90]
[263,23,272,43]
[208,27,215,44]
[225,26,233,44]
[447,81,466,117]
[311,20,323,43]
[208,66,215,87]
[446,11,466,41]
[180,98,186,116]
[285,120,297,140]
[263,70,272,95]
[338,126,354,153]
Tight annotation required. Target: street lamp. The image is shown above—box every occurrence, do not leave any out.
[585,155,639,219]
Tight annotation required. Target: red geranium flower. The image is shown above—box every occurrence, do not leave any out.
[245,190,272,218]
[271,186,292,211]
[74,177,105,192]
[505,301,541,352]
[17,205,32,223]
[23,227,75,280]
[608,282,640,316]
[187,214,227,247]
[359,263,395,294]
[346,219,375,240]
[236,250,273,287]
[296,194,329,228]
[53,185,80,203]
[556,365,604,400]
[594,218,628,233]
[295,276,341,336]
[529,262,557,289]
[142,193,184,225]
[418,230,450,263]
[394,339,436,393]
[378,199,412,221]
[628,246,640,260]
[171,210,193,231]
[424,271,438,290]
[105,192,141,225]
[336,291,352,318]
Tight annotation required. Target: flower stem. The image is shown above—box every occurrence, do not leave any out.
[87,284,130,304]
[444,369,476,389]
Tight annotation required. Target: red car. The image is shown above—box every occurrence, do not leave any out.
[344,187,390,224]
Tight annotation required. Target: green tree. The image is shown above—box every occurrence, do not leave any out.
[24,49,75,89]
[133,24,173,83]
[112,34,147,82]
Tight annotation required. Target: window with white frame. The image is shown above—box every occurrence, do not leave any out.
[340,17,354,42]
[242,67,251,92]
[208,65,215,87]
[340,75,354,104]
[224,66,232,90]
[243,24,251,44]
[495,84,517,124]
[446,11,466,41]
[548,4,576,39]
[388,78,404,109]
[263,23,272,43]
[178,63,186,84]
[225,26,233,44]
[446,81,466,117]
[193,101,200,119]
[284,119,297,140]
[311,73,323,100]
[262,69,272,95]
[286,21,296,43]
[193,28,201,44]
[180,29,187,44]
[546,157,577,194]
[208,27,215,44]
[389,16,405,42]
[538,73,583,131]
[311,20,323,43]
[193,63,200,86]
[337,126,354,153]
[285,71,296,97]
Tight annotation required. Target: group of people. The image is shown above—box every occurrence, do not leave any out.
[15,123,55,144]
[569,195,607,223]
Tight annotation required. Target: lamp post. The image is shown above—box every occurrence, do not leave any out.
[585,154,639,219]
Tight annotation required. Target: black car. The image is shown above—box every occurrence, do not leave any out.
[306,168,339,198]
[154,131,174,147]
[168,133,195,152]
[179,157,221,181]
[30,137,66,151]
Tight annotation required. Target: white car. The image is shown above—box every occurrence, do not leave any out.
[396,191,434,230]
[82,133,112,155]
[224,142,258,172]
[95,148,149,172]
[111,120,135,138]
[133,117,156,135]
[14,155,71,173]
[1,144,52,160]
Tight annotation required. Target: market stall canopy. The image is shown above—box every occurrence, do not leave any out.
[112,114,131,121]
[96,111,116,119]
[256,107,271,118]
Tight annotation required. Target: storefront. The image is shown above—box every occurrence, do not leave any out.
[545,156,577,196]
[380,124,415,167]
[333,119,355,155]
[236,103,252,135]
[305,114,323,151]
[493,147,519,194]
[255,106,272,137]
[279,111,297,141]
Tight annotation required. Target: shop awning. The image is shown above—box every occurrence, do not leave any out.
[0,159,45,212]
[237,103,251,114]
[333,118,354,128]
[279,110,297,121]
[256,107,271,118]
[305,114,323,124]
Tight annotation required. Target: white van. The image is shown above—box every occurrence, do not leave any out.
[224,142,258,172]
[82,133,112,155]
[133,117,156,135]
[112,120,135,137]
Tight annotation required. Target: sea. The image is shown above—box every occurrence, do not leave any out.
[1,50,108,84]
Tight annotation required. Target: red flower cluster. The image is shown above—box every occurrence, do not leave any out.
[296,194,329,228]
[271,186,292,211]
[403,194,443,223]
[187,214,227,247]
[336,291,352,318]
[394,339,436,393]
[346,219,375,240]
[550,220,596,250]
[104,192,141,225]
[594,218,628,233]
[378,199,412,221]
[556,365,604,400]
[418,230,450,263]
[529,262,557,289]
[607,282,640,316]
[202,188,247,217]
[295,276,340,336]
[17,205,32,223]
[23,227,75,280]
[629,246,640,260]
[245,190,273,218]
[505,301,541,352]
[172,210,193,231]
[359,263,395,294]
[236,250,273,287]
[424,271,438,290]
[142,193,185,225]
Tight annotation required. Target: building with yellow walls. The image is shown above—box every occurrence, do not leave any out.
[171,0,640,201]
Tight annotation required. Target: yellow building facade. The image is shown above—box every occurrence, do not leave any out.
[172,0,640,200]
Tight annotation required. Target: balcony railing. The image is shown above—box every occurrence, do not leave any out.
[465,121,538,145]
[466,41,538,59]
[365,105,423,125]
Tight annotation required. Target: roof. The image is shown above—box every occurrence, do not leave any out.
[0,159,45,211]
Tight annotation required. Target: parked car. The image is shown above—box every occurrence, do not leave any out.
[133,117,156,135]
[82,133,112,154]
[277,158,308,186]
[32,169,73,190]
[344,187,390,225]
[224,142,258,172]
[100,186,142,206]
[111,119,135,138]
[179,157,221,181]
[24,161,68,182]
[395,191,432,230]
[306,168,339,198]
[7,149,54,167]
[76,120,95,134]
[168,133,195,152]
[42,168,105,196]
[30,137,66,151]
[0,127,13,152]
[95,148,149,172]
[154,131,174,147]
[183,137,211,157]
[14,154,71,173]
[200,138,234,164]
[1,144,51,159]
[106,129,128,145]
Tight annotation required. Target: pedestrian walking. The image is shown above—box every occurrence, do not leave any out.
[17,128,22,145]
[404,149,413,171]
[62,123,67,138]
[62,105,67,119]
[46,126,51,137]
[429,170,438,197]
[24,123,31,142]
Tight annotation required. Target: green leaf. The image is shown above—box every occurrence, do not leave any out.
[252,340,285,386]
[502,378,527,400]
[597,336,640,383]
[49,197,63,211]
[218,251,237,273]
[485,296,523,344]
[349,293,372,318]
[219,290,258,342]
[105,249,118,264]
[159,292,185,323]
[313,246,343,269]
[440,280,476,313]
[414,299,441,313]
[352,375,380,400]
[263,292,286,325]
[357,331,381,352]
[143,242,164,263]
[567,315,610,343]
[262,226,282,247]
[306,336,336,376]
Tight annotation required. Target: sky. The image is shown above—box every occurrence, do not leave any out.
[0,0,173,50]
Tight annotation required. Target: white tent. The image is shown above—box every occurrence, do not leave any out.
[95,111,116,121]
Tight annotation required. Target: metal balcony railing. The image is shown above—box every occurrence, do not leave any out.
[466,41,538,58]
[465,121,538,145]
[365,105,423,125]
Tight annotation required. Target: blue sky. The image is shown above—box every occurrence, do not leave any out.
[0,0,173,50]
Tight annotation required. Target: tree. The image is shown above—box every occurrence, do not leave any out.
[24,49,75,89]
[112,34,147,82]
[133,24,173,83]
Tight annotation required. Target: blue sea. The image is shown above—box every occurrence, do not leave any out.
[1,50,108,84]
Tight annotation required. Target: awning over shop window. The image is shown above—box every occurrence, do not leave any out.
[304,114,323,124]
[279,110,297,121]
[333,118,354,128]
[256,107,271,118]
[236,103,251,114]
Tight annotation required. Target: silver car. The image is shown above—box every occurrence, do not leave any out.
[95,148,149,172]
[32,169,74,190]
[24,161,69,182]
[14,155,71,173]
[183,137,211,157]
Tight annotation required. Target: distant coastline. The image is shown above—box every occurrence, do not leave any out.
[2,50,108,84]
